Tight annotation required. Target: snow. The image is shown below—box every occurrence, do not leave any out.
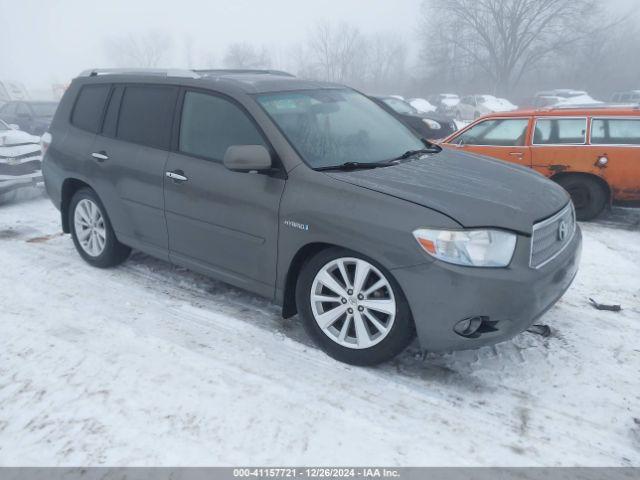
[408,98,437,113]
[481,95,518,112]
[554,94,603,106]
[0,196,639,466]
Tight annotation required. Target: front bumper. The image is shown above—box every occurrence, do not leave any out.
[393,226,582,352]
[0,148,42,195]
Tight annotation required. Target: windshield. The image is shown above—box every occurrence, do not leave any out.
[257,89,424,169]
[0,120,8,131]
[382,97,417,115]
[31,102,58,117]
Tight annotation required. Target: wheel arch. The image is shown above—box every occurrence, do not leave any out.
[281,242,337,318]
[60,178,92,233]
[550,171,612,205]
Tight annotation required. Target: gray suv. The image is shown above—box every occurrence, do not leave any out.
[42,69,582,366]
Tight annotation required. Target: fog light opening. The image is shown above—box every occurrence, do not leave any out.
[453,316,497,338]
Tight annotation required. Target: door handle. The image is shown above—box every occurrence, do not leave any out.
[91,151,109,162]
[166,170,188,182]
[509,152,524,157]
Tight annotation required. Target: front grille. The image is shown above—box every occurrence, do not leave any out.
[530,203,576,269]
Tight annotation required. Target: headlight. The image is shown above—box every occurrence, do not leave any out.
[422,118,441,130]
[412,228,516,267]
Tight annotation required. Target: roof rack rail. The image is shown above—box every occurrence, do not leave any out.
[78,68,200,78]
[78,68,296,79]
[544,102,640,110]
[193,69,295,77]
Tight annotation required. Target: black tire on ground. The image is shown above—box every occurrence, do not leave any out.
[69,188,131,268]
[296,247,415,366]
[555,175,608,221]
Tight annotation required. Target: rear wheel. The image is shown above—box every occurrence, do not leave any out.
[69,188,131,267]
[555,175,608,221]
[296,248,415,366]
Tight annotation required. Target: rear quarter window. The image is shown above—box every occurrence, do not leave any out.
[116,85,178,150]
[591,118,640,145]
[71,85,110,133]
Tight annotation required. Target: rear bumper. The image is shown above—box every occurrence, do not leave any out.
[392,226,582,352]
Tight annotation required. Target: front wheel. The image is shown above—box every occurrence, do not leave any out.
[555,175,608,221]
[69,188,131,268]
[296,248,415,366]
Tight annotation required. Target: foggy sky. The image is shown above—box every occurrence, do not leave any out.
[1,0,637,93]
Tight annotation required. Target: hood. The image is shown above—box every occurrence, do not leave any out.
[0,128,40,147]
[325,149,569,234]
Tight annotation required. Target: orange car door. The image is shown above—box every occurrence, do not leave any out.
[444,117,532,167]
[530,116,590,177]
[590,117,640,202]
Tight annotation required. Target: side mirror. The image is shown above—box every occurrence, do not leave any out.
[223,145,272,173]
[9,124,20,130]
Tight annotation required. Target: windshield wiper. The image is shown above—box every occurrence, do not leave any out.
[315,161,397,171]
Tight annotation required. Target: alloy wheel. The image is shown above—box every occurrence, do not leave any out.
[310,257,396,349]
[74,198,107,257]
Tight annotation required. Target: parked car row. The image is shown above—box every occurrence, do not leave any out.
[0,100,59,136]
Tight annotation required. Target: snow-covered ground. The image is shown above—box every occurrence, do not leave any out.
[0,195,639,466]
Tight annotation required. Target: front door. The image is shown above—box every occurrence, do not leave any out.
[446,117,532,167]
[164,90,285,297]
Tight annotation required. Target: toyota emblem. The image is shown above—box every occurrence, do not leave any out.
[558,220,568,241]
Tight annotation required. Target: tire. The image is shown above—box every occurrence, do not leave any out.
[69,188,131,268]
[555,175,608,221]
[296,247,415,366]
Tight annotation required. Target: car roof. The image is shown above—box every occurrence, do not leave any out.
[477,105,640,117]
[73,68,343,94]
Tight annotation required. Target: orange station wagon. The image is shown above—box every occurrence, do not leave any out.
[441,106,640,220]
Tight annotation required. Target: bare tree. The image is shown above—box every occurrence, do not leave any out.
[365,33,408,93]
[420,0,601,95]
[105,30,173,67]
[306,21,366,84]
[223,43,271,69]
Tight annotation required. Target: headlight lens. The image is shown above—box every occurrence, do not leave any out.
[422,118,441,130]
[413,228,516,267]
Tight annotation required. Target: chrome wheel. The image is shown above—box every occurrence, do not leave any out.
[310,257,396,349]
[73,198,106,257]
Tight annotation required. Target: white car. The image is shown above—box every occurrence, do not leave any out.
[456,94,518,121]
[408,97,437,113]
[428,93,460,115]
[0,120,42,203]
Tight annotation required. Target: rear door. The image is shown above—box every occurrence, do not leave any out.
[446,117,532,167]
[163,89,285,297]
[530,116,589,178]
[89,84,178,259]
[590,116,640,201]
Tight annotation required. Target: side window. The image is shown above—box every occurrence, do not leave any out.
[102,86,124,138]
[117,85,178,150]
[16,103,30,116]
[0,103,15,115]
[71,85,110,133]
[533,118,587,145]
[179,91,266,161]
[455,118,529,146]
[591,118,640,145]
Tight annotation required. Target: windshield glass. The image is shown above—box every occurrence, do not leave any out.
[257,89,424,169]
[382,98,416,115]
[31,102,58,117]
[0,120,8,131]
